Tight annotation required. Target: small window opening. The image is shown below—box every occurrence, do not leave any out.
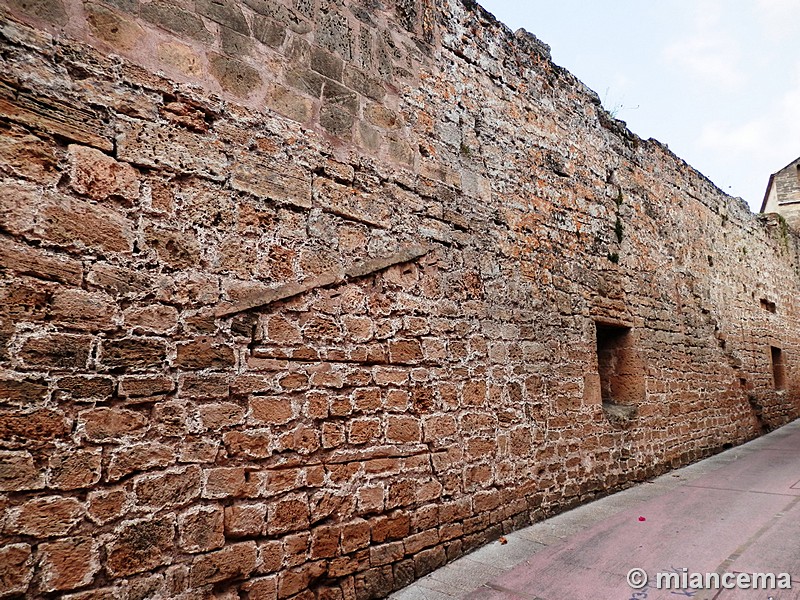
[596,323,644,412]
[771,346,786,391]
[760,299,776,313]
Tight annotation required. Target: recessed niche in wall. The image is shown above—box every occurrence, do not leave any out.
[760,298,777,313]
[596,322,644,423]
[771,346,786,391]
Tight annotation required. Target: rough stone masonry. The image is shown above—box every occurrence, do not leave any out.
[0,0,798,598]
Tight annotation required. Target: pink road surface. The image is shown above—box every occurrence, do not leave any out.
[465,426,800,600]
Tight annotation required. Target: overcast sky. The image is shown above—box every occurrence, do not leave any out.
[478,0,800,212]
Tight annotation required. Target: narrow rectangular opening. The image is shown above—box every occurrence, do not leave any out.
[760,298,776,313]
[595,322,644,408]
[771,346,786,391]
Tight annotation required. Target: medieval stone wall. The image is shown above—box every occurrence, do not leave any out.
[1,0,799,598]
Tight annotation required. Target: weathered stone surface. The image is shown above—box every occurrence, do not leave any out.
[320,103,354,139]
[365,103,402,130]
[179,505,225,553]
[0,543,33,597]
[87,488,129,525]
[322,80,358,113]
[140,1,213,42]
[221,26,254,58]
[105,515,176,577]
[189,541,258,586]
[243,0,311,33]
[6,496,84,537]
[0,237,83,285]
[208,53,262,98]
[180,373,230,398]
[343,68,386,102]
[99,338,168,370]
[37,537,100,592]
[0,450,44,491]
[311,47,344,82]
[32,192,134,253]
[224,502,266,538]
[278,561,327,598]
[143,225,201,269]
[79,407,148,441]
[0,122,61,185]
[316,11,353,61]
[175,337,236,369]
[106,442,174,481]
[0,2,799,600]
[354,565,393,600]
[123,304,178,332]
[56,376,113,400]
[157,41,204,78]
[87,263,151,297]
[196,0,248,33]
[223,428,273,459]
[230,152,312,208]
[49,288,117,332]
[7,0,68,24]
[68,144,140,202]
[252,15,285,48]
[202,466,257,499]
[18,334,92,369]
[85,2,145,51]
[118,375,175,397]
[133,465,202,509]
[0,79,112,151]
[47,448,103,490]
[116,121,228,179]
[0,408,70,442]
[266,496,309,535]
[0,181,39,237]
[198,401,245,430]
[242,576,278,598]
[0,376,49,405]
[285,68,325,97]
[313,177,391,228]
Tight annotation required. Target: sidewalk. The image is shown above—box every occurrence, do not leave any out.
[390,419,800,600]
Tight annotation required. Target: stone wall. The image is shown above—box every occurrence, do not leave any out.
[1,0,799,599]
[764,158,800,229]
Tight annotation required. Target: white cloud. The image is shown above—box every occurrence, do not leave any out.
[773,81,800,162]
[697,71,800,204]
[662,0,746,89]
[756,0,800,38]
[699,119,769,155]
[663,33,745,89]
[693,0,726,30]
[756,0,796,9]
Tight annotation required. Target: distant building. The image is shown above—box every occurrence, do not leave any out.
[761,156,800,229]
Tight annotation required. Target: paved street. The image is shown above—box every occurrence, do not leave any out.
[391,419,800,600]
